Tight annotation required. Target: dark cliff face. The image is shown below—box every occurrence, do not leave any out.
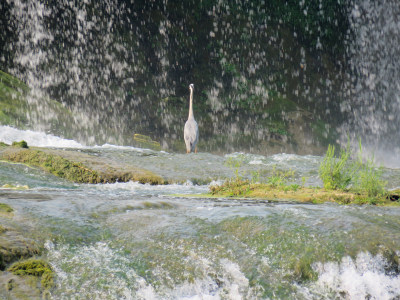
[0,0,352,153]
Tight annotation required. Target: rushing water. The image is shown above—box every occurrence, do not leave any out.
[1,127,400,299]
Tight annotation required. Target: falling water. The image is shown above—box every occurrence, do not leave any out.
[344,0,400,165]
[2,1,399,161]
[1,0,353,153]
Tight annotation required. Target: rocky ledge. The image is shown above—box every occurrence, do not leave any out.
[0,141,164,184]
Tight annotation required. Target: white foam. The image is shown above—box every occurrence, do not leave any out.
[91,181,208,195]
[0,126,156,152]
[248,159,264,165]
[0,125,84,148]
[93,143,147,152]
[304,252,400,300]
[47,241,258,300]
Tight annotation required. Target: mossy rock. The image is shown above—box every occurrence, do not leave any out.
[7,258,54,290]
[0,142,9,147]
[1,148,100,183]
[0,203,13,213]
[0,230,40,270]
[0,147,164,185]
[11,141,29,148]
[0,225,6,234]
[133,133,161,151]
[1,184,29,190]
[207,180,397,206]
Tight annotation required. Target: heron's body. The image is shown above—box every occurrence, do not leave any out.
[184,84,199,153]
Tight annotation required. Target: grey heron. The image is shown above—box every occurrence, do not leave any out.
[184,83,199,153]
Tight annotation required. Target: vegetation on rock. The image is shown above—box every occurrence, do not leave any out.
[319,141,387,202]
[133,134,161,151]
[209,146,397,206]
[7,258,54,290]
[0,203,13,213]
[2,148,101,183]
[0,147,164,184]
[11,140,29,148]
[0,231,40,270]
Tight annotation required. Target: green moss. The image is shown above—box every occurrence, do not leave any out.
[208,179,397,206]
[40,270,54,290]
[12,140,29,148]
[1,184,29,190]
[292,258,318,282]
[0,203,13,213]
[2,149,101,183]
[142,201,174,209]
[0,225,7,234]
[7,258,54,290]
[1,148,164,185]
[133,134,161,151]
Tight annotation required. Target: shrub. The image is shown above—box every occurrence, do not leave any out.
[352,142,387,198]
[319,141,387,199]
[319,144,354,190]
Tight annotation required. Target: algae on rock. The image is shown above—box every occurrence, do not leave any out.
[0,203,13,213]
[8,259,54,289]
[11,140,29,149]
[0,147,164,184]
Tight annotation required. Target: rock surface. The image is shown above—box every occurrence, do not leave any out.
[0,144,164,184]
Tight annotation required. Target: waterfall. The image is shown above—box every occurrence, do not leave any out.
[1,0,399,164]
[345,0,400,165]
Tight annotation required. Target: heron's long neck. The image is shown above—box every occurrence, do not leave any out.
[188,89,194,119]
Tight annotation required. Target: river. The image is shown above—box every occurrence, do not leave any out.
[1,126,400,299]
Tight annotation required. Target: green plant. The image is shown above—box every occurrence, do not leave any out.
[352,141,387,198]
[209,178,251,197]
[251,170,261,184]
[319,140,387,200]
[319,144,354,190]
[267,166,295,187]
[225,154,246,181]
[12,140,29,148]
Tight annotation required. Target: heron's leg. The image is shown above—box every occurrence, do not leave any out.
[195,147,197,153]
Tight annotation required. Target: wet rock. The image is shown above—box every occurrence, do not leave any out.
[0,229,40,270]
[0,271,43,299]
[378,245,400,275]
[0,202,51,299]
[0,147,164,184]
[387,190,400,202]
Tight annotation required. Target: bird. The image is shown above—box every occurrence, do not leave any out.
[184,83,199,153]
